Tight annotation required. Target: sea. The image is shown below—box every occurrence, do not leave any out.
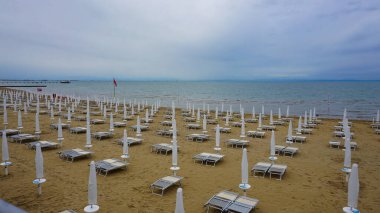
[4,80,380,120]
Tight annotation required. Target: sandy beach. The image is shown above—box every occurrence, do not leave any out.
[1,96,380,213]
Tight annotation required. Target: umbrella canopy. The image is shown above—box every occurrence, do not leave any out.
[175,188,185,213]
[35,113,41,134]
[88,161,98,207]
[203,114,207,131]
[86,121,92,148]
[287,120,293,141]
[58,118,63,142]
[215,124,220,150]
[298,116,302,132]
[269,110,273,124]
[2,131,9,162]
[122,129,128,156]
[241,148,249,185]
[270,130,276,157]
[17,110,23,129]
[258,113,262,128]
[109,113,114,132]
[35,143,44,179]
[286,106,289,117]
[347,164,359,210]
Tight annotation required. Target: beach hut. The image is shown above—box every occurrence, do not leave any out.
[84,161,99,213]
[343,164,360,213]
[1,131,11,176]
[175,188,185,213]
[239,148,251,196]
[33,143,46,195]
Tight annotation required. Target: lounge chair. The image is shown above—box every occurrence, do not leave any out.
[90,111,101,116]
[95,158,128,176]
[183,117,196,122]
[247,131,265,138]
[302,123,317,129]
[329,141,341,148]
[245,118,258,123]
[275,145,286,155]
[50,123,70,129]
[268,164,287,180]
[161,121,173,126]
[222,116,234,121]
[186,134,210,142]
[92,131,114,140]
[164,115,172,120]
[26,141,59,150]
[0,129,20,136]
[10,134,40,143]
[90,119,105,124]
[114,121,127,127]
[204,190,239,212]
[260,125,276,131]
[73,115,86,121]
[69,127,87,134]
[333,131,354,138]
[185,123,201,129]
[141,118,153,123]
[217,127,231,133]
[338,121,352,127]
[192,153,224,166]
[294,128,312,135]
[251,162,272,177]
[290,136,307,143]
[151,143,177,155]
[156,129,176,137]
[334,126,344,131]
[59,148,92,162]
[370,123,380,129]
[225,196,259,213]
[150,175,183,196]
[282,147,299,157]
[281,117,293,122]
[129,125,149,131]
[271,120,285,126]
[375,129,380,135]
[350,142,358,151]
[231,122,243,127]
[116,137,143,146]
[225,139,250,148]
[207,119,218,124]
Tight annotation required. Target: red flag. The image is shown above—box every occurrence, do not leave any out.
[113,78,117,87]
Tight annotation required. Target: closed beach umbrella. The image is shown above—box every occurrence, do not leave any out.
[67,107,71,123]
[278,108,281,119]
[309,109,313,123]
[240,117,245,138]
[286,106,289,117]
[239,148,251,196]
[145,109,149,124]
[103,105,107,120]
[313,107,316,119]
[2,131,9,162]
[270,110,273,124]
[35,143,44,179]
[171,130,179,175]
[376,110,379,123]
[197,108,200,122]
[261,105,264,115]
[343,108,347,121]
[270,130,276,157]
[122,129,129,159]
[175,188,185,213]
[215,124,221,152]
[35,113,41,134]
[172,119,177,141]
[24,102,28,114]
[17,110,23,130]
[297,116,302,133]
[304,111,308,125]
[252,106,255,119]
[123,104,127,120]
[50,106,54,121]
[345,164,359,212]
[258,113,262,128]
[215,107,218,119]
[343,129,351,168]
[225,113,229,126]
[109,113,114,132]
[136,116,141,137]
[85,121,92,148]
[287,120,293,142]
[84,161,99,213]
[3,98,7,127]
[203,114,207,132]
[58,118,63,144]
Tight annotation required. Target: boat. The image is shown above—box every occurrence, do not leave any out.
[60,80,71,83]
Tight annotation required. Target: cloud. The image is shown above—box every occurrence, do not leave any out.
[0,0,379,80]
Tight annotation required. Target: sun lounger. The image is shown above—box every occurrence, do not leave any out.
[338,121,352,127]
[58,210,77,213]
[245,118,258,123]
[73,115,86,121]
[156,129,176,137]
[247,131,265,138]
[204,190,239,212]
[10,134,40,143]
[222,116,234,121]
[281,117,293,122]
[150,175,183,196]
[215,127,231,133]
[186,134,210,142]
[271,120,285,126]
[290,135,307,143]
[231,122,243,127]
[294,128,312,135]
[90,119,105,124]
[59,148,92,162]
[350,142,358,151]
[164,115,172,120]
[193,153,224,166]
[151,143,177,155]
[275,145,286,155]
[225,139,250,148]
[185,123,201,129]
[92,131,114,140]
[69,126,87,134]
[161,121,173,126]
[183,117,196,122]
[141,118,154,123]
[116,137,143,146]
[50,123,70,129]
[333,131,354,138]
[26,141,59,150]
[251,162,272,177]
[375,129,380,134]
[225,196,259,213]
[334,126,344,131]
[370,123,380,129]
[130,125,149,131]
[207,119,218,124]
[282,147,299,157]
[123,115,134,121]
[95,158,128,176]
[329,141,341,148]
[260,125,276,131]
[268,164,287,180]
[302,123,317,129]
[114,121,127,127]
[90,111,101,116]
[0,129,20,136]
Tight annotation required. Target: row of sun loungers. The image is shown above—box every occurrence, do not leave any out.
[275,145,299,157]
[151,143,177,155]
[193,153,224,166]
[328,141,358,150]
[26,141,59,150]
[251,162,287,180]
[204,190,259,213]
[225,139,250,148]
[10,134,40,143]
[186,134,210,142]
[247,131,265,138]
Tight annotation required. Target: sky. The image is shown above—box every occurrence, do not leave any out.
[0,0,380,80]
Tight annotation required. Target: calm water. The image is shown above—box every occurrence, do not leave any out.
[11,81,380,120]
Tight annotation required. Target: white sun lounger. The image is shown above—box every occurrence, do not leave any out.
[161,121,173,126]
[95,158,128,176]
[116,137,143,146]
[90,119,105,124]
[10,134,40,143]
[225,196,259,213]
[27,141,59,150]
[151,143,177,155]
[186,134,210,142]
[225,139,250,148]
[247,131,265,138]
[50,123,70,129]
[114,121,127,127]
[92,131,114,140]
[204,190,239,212]
[251,162,272,177]
[0,129,20,136]
[130,125,149,131]
[215,127,231,133]
[186,123,201,129]
[193,153,225,166]
[69,127,87,134]
[59,148,92,162]
[260,125,276,131]
[268,164,287,180]
[183,117,196,122]
[157,129,176,137]
[150,175,183,196]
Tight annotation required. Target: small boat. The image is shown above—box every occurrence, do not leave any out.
[60,80,71,83]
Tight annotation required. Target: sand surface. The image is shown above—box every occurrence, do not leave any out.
[1,101,380,213]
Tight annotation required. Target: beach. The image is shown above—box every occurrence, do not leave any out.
[1,94,379,213]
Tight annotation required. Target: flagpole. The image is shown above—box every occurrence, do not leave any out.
[114,85,115,98]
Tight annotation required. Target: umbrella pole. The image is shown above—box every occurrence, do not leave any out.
[38,184,42,195]
[4,166,8,176]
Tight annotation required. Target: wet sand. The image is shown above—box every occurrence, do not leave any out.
[1,103,380,213]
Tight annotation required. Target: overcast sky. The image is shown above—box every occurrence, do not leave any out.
[0,0,379,80]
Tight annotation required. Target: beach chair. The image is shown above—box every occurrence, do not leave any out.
[116,137,143,146]
[92,131,114,140]
[186,134,210,142]
[245,118,258,123]
[26,141,59,150]
[114,121,127,127]
[207,119,218,124]
[0,129,20,136]
[225,196,259,213]
[251,162,272,177]
[90,111,101,116]
[10,134,40,143]
[217,127,232,133]
[160,121,173,126]
[95,158,128,176]
[156,129,175,137]
[275,145,286,155]
[59,148,92,162]
[370,123,380,129]
[193,153,224,166]
[350,142,358,151]
[225,139,250,148]
[302,123,317,129]
[261,125,276,131]
[295,128,312,135]
[141,118,153,123]
[90,119,105,124]
[281,117,293,122]
[268,164,287,180]
[329,141,341,148]
[333,126,344,131]
[204,190,239,212]
[183,117,196,122]
[50,123,70,129]
[186,123,201,129]
[130,125,149,131]
[282,147,298,157]
[338,121,352,127]
[231,122,243,127]
[375,129,380,135]
[151,143,176,155]
[247,131,265,138]
[291,136,307,143]
[150,175,183,196]
[271,120,285,126]
[73,115,86,121]
[69,126,87,134]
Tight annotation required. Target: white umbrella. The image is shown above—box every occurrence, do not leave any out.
[67,107,71,123]
[261,105,264,115]
[286,106,289,117]
[269,130,277,162]
[225,113,229,126]
[343,108,347,122]
[297,116,302,133]
[175,188,185,213]
[24,102,28,114]
[252,106,255,119]
[136,116,142,137]
[103,105,107,120]
[123,104,127,121]
[215,107,218,119]
[270,110,273,125]
[240,117,246,138]
[221,103,224,114]
[343,164,359,213]
[145,109,149,124]
[35,113,41,134]
[50,106,54,121]
[109,113,114,132]
[17,110,23,130]
[84,161,99,213]
[278,108,281,119]
[172,119,177,142]
[376,110,379,123]
[196,108,200,123]
[3,97,7,128]
[258,113,262,128]
[287,120,293,143]
[304,111,308,125]
[229,105,232,116]
[1,130,12,176]
[58,118,64,145]
[121,129,129,160]
[85,121,92,148]
[202,114,207,133]
[171,129,179,176]
[313,107,316,119]
[214,124,221,152]
[239,148,250,196]
[191,104,195,117]
[207,104,210,115]
[33,143,46,195]
[309,109,313,123]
